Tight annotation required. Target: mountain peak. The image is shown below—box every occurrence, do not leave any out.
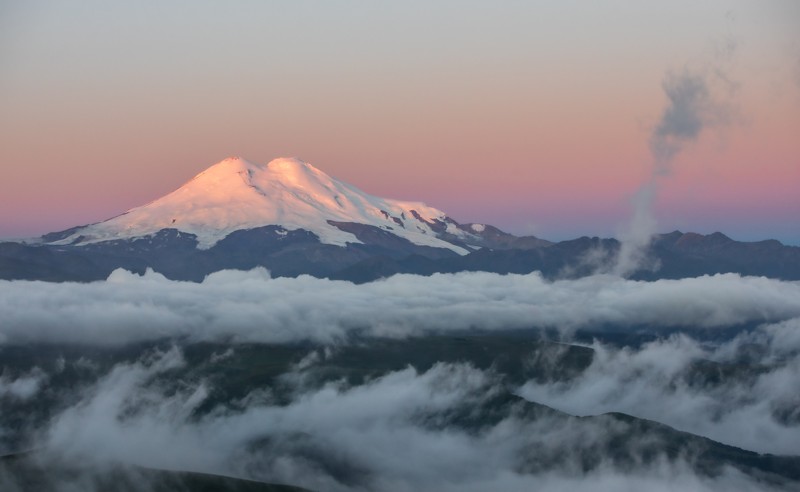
[190,155,252,178]
[45,157,470,254]
[191,156,327,190]
[264,157,330,189]
[267,156,311,171]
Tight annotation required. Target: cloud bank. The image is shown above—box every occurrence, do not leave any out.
[519,317,800,455]
[1,268,799,490]
[2,347,793,492]
[1,269,799,345]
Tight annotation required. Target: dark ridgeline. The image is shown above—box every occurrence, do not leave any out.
[4,157,795,283]
[1,223,798,283]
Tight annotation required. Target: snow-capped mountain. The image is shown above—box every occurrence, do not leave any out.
[46,157,473,253]
[3,156,797,284]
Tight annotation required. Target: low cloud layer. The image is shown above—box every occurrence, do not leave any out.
[2,347,793,492]
[519,317,800,455]
[0,367,45,401]
[3,268,799,490]
[1,269,799,345]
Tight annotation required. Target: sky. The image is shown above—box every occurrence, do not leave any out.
[0,1,798,244]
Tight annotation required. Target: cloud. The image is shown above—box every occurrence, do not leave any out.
[518,318,800,455]
[3,269,798,489]
[1,347,791,492]
[0,367,46,401]
[613,55,738,276]
[0,269,799,346]
[649,70,727,173]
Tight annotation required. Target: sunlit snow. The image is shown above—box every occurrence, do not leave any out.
[48,157,469,253]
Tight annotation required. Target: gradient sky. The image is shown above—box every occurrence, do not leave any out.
[1,1,798,244]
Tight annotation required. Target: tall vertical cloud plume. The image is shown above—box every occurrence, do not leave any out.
[614,54,737,276]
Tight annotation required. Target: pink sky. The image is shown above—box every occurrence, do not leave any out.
[1,2,798,243]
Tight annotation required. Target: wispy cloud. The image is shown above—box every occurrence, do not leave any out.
[614,47,739,276]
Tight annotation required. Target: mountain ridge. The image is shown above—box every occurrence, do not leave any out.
[1,156,798,283]
[43,157,474,254]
